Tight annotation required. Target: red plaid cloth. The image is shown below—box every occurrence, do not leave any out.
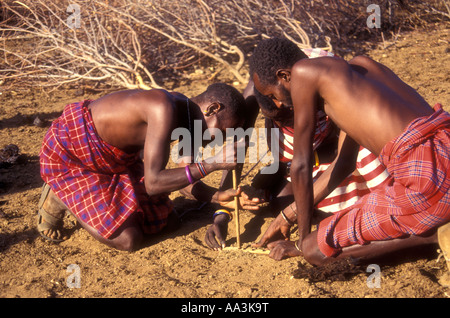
[317,104,450,257]
[40,100,173,239]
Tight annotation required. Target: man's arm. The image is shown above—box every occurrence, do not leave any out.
[290,65,319,245]
[178,158,262,210]
[265,62,320,260]
[141,92,234,197]
[179,171,219,202]
[142,96,196,196]
[144,135,238,197]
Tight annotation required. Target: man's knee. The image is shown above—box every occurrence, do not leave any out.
[111,227,143,252]
[302,231,328,266]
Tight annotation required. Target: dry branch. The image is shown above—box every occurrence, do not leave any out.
[0,0,315,89]
[0,0,161,90]
[0,0,446,90]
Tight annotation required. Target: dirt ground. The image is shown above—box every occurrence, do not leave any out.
[0,24,449,299]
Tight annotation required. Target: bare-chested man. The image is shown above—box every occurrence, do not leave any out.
[250,37,450,268]
[38,83,261,251]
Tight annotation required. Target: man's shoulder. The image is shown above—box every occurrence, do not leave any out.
[94,88,171,107]
[291,56,349,88]
[296,55,348,71]
[125,89,175,117]
[129,88,172,106]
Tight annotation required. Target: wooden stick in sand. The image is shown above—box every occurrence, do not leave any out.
[232,169,241,249]
[224,169,270,255]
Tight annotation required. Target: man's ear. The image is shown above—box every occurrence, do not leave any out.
[204,102,223,117]
[276,69,291,83]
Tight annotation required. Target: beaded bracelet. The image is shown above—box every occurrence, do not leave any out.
[195,163,204,178]
[289,204,297,218]
[198,162,208,177]
[185,165,195,184]
[213,209,233,222]
[195,162,208,178]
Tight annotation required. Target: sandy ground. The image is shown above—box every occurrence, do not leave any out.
[0,25,449,300]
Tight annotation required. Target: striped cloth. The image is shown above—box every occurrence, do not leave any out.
[302,48,335,58]
[274,121,391,212]
[318,104,450,257]
[273,110,333,163]
[40,100,173,239]
[313,147,392,212]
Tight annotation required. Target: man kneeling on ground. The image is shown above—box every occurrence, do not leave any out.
[38,83,262,251]
[249,37,450,271]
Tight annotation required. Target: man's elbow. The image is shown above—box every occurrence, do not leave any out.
[144,178,162,197]
[290,161,311,180]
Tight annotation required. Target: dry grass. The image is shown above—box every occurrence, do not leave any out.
[0,0,448,90]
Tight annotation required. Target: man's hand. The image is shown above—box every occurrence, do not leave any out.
[215,187,263,211]
[205,138,246,171]
[267,240,302,261]
[205,213,229,250]
[252,212,292,248]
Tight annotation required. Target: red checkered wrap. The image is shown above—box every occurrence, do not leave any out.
[317,104,450,257]
[40,100,173,239]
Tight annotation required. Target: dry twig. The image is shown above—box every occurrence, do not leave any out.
[0,0,445,90]
[0,0,161,90]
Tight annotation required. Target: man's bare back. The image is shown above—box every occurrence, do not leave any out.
[88,89,182,154]
[291,55,433,156]
[291,57,432,155]
[86,87,245,197]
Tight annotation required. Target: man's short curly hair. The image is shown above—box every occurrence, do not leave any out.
[197,83,246,126]
[249,37,307,86]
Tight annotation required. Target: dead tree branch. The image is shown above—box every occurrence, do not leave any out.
[0,0,161,90]
[1,0,444,90]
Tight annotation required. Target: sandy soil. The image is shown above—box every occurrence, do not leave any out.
[0,25,449,300]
